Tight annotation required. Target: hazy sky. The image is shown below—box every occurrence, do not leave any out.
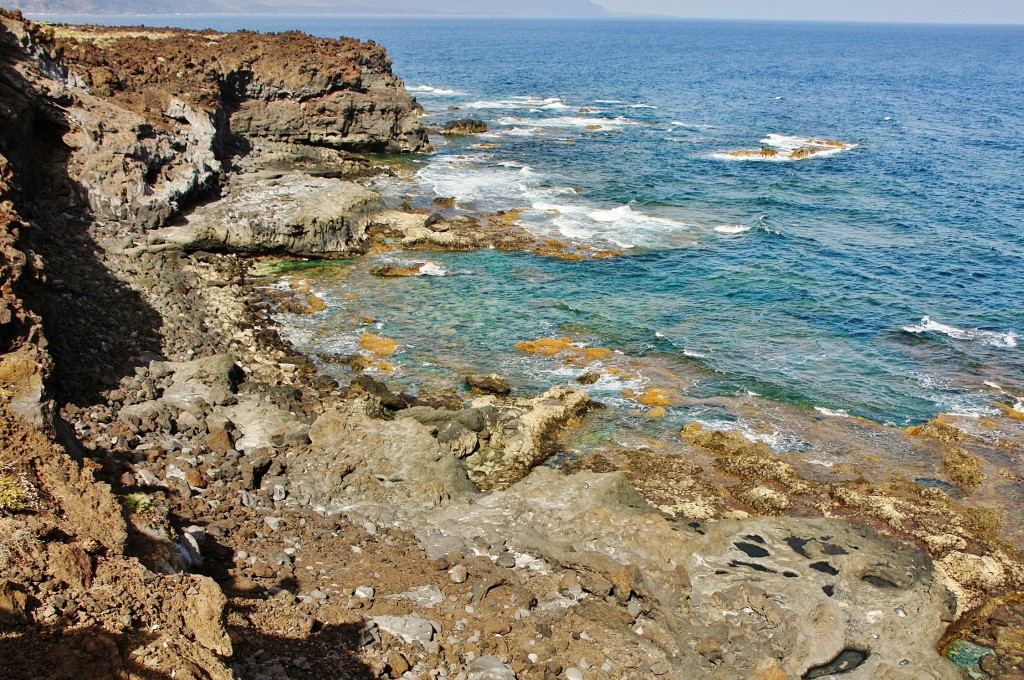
[598,0,1024,24]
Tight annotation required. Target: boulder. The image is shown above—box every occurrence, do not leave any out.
[440,119,488,135]
[154,355,242,411]
[148,174,385,256]
[465,373,511,396]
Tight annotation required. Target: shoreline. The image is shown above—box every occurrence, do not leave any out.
[1,12,1023,679]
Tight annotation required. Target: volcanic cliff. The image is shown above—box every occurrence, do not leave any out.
[1,8,1022,680]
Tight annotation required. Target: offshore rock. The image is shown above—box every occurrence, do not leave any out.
[440,118,488,135]
[465,373,511,396]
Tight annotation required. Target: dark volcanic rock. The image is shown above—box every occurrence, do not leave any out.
[440,119,488,135]
[465,373,511,396]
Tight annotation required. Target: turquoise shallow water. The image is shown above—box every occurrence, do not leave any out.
[46,14,1024,425]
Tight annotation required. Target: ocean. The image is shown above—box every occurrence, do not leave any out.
[41,15,1024,435]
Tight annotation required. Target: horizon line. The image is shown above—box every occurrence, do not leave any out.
[20,11,1024,26]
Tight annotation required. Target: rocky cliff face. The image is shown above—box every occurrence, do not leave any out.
[2,15,427,230]
[0,10,430,677]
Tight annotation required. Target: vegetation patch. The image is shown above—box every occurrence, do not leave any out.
[0,463,39,514]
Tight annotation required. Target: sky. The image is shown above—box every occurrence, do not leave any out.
[598,0,1024,24]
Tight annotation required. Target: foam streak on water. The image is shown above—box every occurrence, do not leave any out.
[903,316,1019,349]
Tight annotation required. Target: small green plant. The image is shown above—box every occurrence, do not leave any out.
[124,492,153,514]
[0,464,38,514]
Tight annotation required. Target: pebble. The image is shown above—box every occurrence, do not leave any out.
[265,517,283,531]
[355,586,375,600]
[565,667,584,680]
[449,565,469,584]
[495,552,516,568]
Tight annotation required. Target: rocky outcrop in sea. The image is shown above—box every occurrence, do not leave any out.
[0,8,1020,680]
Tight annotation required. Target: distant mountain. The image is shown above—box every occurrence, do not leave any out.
[10,0,612,17]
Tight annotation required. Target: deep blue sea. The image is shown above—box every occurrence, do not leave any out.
[43,15,1024,428]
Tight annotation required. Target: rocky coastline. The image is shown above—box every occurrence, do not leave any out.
[1,10,1022,680]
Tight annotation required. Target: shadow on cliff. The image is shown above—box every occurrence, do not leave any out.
[0,625,170,679]
[225,606,379,679]
[0,23,164,407]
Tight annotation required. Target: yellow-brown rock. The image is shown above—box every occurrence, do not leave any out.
[636,387,673,406]
[515,337,575,356]
[359,332,398,356]
[942,447,984,491]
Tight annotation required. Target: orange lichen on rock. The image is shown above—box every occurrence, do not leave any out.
[606,366,638,379]
[636,387,673,406]
[646,406,667,419]
[359,332,398,356]
[999,403,1024,421]
[515,337,575,356]
[516,338,617,366]
[582,347,614,362]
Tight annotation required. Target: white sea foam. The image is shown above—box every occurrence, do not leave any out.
[903,315,1018,348]
[416,153,693,248]
[714,224,752,235]
[418,262,449,276]
[416,157,528,209]
[407,85,466,96]
[671,121,714,129]
[532,201,694,248]
[628,103,657,109]
[465,95,566,110]
[545,362,642,394]
[693,419,796,451]
[497,115,635,131]
[814,406,851,418]
[595,99,624,104]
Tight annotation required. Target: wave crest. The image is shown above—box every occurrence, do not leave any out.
[903,315,1018,348]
